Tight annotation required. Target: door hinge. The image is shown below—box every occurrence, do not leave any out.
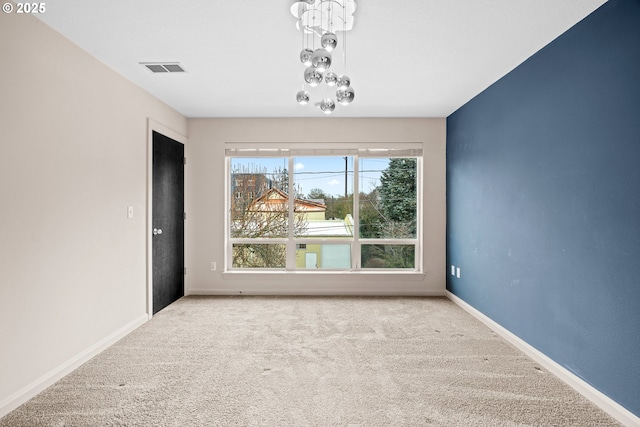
[183,157,187,165]
[183,212,186,220]
[184,267,187,275]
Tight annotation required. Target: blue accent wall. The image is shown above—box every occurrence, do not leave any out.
[447,0,640,417]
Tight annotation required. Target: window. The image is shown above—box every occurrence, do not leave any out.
[226,143,421,272]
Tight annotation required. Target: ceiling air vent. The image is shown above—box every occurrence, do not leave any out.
[141,62,186,73]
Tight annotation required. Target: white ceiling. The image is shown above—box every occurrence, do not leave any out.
[35,0,607,118]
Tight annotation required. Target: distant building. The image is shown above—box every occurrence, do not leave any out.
[248,188,326,218]
[233,187,354,269]
[231,173,272,201]
[230,173,273,220]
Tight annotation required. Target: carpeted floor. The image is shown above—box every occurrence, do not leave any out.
[1,296,621,426]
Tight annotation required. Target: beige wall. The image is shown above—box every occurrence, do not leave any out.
[0,12,186,415]
[0,9,445,417]
[187,118,446,295]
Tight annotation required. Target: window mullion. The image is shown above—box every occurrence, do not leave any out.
[416,156,423,271]
[225,156,231,271]
[287,156,295,270]
[353,154,360,270]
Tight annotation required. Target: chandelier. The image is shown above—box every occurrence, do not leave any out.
[291,0,357,114]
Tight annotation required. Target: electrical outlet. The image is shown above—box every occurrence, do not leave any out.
[211,262,216,271]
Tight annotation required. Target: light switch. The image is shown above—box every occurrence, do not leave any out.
[456,267,461,278]
[127,206,134,219]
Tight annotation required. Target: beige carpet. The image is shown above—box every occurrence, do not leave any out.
[1,296,620,426]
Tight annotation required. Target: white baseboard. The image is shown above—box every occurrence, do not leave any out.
[446,291,640,427]
[0,314,148,419]
[187,288,447,297]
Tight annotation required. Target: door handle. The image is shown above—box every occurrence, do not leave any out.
[153,228,163,235]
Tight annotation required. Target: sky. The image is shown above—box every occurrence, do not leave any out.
[230,156,390,198]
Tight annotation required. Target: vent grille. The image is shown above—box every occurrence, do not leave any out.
[141,62,186,73]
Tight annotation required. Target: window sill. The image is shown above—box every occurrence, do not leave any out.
[221,270,427,282]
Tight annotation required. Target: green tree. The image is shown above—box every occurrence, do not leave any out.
[307,188,329,200]
[359,189,383,238]
[325,194,352,221]
[378,158,416,238]
[361,244,415,268]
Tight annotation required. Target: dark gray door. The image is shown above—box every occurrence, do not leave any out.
[152,131,184,314]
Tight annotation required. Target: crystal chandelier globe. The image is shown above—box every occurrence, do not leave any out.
[321,32,338,51]
[325,72,338,86]
[296,90,310,105]
[337,75,351,90]
[311,48,332,72]
[299,48,313,66]
[320,98,336,114]
[336,87,355,105]
[304,67,323,87]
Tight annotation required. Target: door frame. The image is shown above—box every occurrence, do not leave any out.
[147,119,188,319]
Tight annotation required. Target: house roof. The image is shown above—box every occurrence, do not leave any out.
[249,188,327,212]
[304,219,353,237]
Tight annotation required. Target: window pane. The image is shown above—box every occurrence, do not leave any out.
[293,157,354,238]
[226,150,421,273]
[361,244,415,269]
[296,244,351,269]
[359,158,417,239]
[232,244,286,269]
[230,158,289,238]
